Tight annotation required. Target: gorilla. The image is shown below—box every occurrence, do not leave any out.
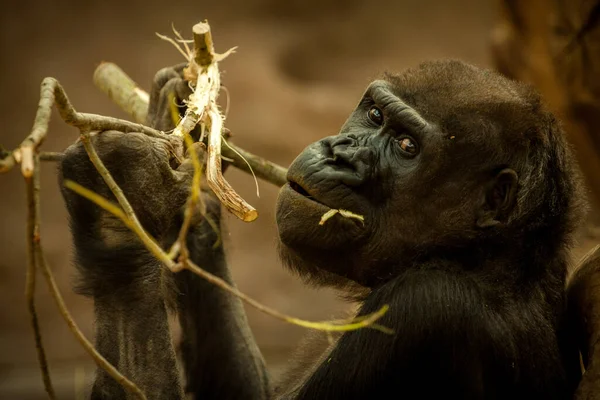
[59,60,600,399]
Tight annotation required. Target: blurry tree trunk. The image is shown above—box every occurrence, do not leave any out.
[491,0,600,208]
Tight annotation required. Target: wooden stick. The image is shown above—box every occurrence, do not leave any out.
[24,154,56,399]
[169,21,258,222]
[93,62,149,124]
[37,244,147,400]
[206,108,258,221]
[192,22,214,67]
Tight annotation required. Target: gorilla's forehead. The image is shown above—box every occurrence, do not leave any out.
[365,80,431,131]
[375,61,541,141]
[381,61,529,112]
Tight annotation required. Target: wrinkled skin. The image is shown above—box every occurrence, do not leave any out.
[59,60,599,400]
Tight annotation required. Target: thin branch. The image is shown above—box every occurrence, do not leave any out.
[40,152,64,162]
[0,77,167,175]
[206,109,258,221]
[93,62,149,123]
[37,244,146,400]
[24,153,55,399]
[165,21,257,222]
[64,179,392,334]
[223,140,287,187]
[1,62,289,190]
[184,259,394,334]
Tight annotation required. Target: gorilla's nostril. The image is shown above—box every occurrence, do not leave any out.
[331,151,354,170]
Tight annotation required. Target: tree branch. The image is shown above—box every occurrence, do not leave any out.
[24,153,55,399]
[0,77,167,176]
[162,21,258,222]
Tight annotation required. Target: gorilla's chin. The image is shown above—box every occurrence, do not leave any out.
[275,183,369,285]
[276,183,366,249]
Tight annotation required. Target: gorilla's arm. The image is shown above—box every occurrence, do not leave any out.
[174,209,270,398]
[60,132,185,399]
[59,66,269,399]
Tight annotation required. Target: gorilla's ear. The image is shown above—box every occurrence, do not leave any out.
[476,168,519,228]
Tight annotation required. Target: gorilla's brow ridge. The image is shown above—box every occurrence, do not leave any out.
[368,80,430,132]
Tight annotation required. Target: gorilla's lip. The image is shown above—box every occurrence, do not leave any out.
[288,180,329,208]
[281,183,365,229]
[289,180,311,198]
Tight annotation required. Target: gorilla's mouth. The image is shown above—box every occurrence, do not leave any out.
[289,181,313,199]
[288,180,332,208]
[282,180,366,230]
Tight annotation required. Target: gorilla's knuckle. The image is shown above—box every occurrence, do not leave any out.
[117,132,151,151]
[93,131,156,167]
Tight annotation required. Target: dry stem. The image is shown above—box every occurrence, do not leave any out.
[0,21,387,400]
[162,21,258,222]
[319,209,365,226]
[37,244,146,400]
[24,154,55,399]
[93,62,149,123]
[0,77,166,175]
[92,61,288,187]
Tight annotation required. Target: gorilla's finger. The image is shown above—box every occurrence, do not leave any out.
[149,78,193,132]
[147,67,181,126]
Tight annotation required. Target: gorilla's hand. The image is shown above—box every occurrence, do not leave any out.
[60,62,222,244]
[58,64,223,298]
[59,130,205,244]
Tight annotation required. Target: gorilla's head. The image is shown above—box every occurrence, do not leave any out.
[276,60,583,288]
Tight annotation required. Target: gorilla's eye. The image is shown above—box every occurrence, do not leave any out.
[367,106,384,125]
[398,137,418,155]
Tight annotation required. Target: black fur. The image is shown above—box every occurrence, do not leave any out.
[60,60,587,399]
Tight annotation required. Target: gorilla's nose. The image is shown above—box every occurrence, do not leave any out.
[323,135,374,186]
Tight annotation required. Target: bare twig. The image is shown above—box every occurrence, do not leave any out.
[39,152,64,162]
[37,244,147,400]
[2,64,288,189]
[160,21,258,222]
[78,130,179,271]
[319,209,365,226]
[24,154,55,399]
[184,259,393,334]
[0,77,167,175]
[93,62,149,123]
[0,19,386,400]
[222,139,287,187]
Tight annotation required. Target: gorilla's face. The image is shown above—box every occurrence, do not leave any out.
[276,62,524,287]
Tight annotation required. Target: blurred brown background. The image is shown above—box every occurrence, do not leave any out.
[0,0,598,398]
